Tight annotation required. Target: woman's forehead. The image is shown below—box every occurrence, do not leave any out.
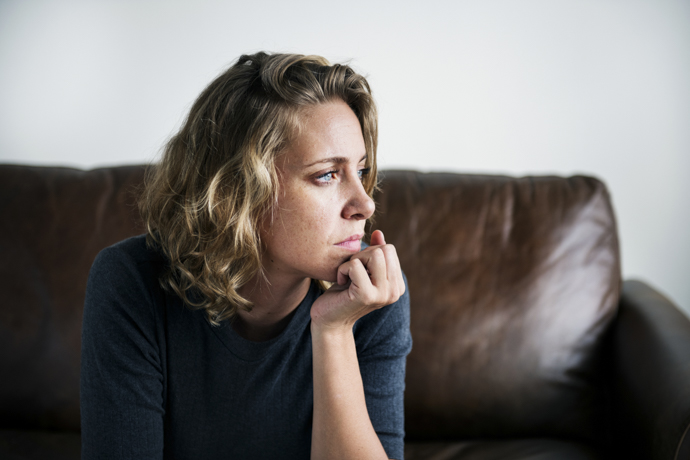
[280,102,366,169]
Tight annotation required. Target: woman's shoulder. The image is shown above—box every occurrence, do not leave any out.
[91,234,166,278]
[96,234,165,264]
[84,234,172,342]
[88,234,168,305]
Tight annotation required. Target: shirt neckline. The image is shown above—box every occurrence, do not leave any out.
[208,280,319,362]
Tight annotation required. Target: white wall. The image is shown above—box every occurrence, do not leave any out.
[1,0,688,313]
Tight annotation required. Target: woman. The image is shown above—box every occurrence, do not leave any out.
[80,52,411,460]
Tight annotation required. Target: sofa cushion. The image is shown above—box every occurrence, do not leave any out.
[0,165,147,431]
[0,430,80,460]
[405,439,602,460]
[373,171,620,443]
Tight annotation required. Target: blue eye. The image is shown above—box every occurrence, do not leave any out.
[316,171,336,183]
[315,167,370,185]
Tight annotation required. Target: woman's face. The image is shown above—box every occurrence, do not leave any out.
[261,100,375,283]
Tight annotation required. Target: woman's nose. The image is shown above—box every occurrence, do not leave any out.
[342,177,375,220]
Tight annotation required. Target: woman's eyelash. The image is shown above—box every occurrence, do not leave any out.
[316,171,338,182]
[315,167,370,184]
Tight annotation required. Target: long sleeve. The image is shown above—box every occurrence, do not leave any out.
[80,245,166,459]
[354,274,412,460]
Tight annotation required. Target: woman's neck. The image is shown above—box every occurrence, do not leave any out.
[233,274,311,342]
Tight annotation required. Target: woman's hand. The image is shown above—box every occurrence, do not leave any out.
[310,229,403,459]
[310,230,405,331]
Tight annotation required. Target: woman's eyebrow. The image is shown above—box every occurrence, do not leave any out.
[304,154,367,168]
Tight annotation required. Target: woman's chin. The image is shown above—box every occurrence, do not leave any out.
[312,257,352,284]
[311,265,340,284]
[319,270,338,284]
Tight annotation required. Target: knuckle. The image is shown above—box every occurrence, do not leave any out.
[382,246,398,264]
[361,289,377,305]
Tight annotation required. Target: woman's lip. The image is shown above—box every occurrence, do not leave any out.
[335,233,364,245]
[335,233,364,251]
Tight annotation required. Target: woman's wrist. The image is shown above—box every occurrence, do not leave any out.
[310,319,355,342]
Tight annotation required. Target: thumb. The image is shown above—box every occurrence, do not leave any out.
[370,229,386,246]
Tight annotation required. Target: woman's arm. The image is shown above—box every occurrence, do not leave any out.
[311,326,389,459]
[80,245,165,460]
[310,230,407,460]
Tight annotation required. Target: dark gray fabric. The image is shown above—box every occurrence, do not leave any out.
[80,235,411,460]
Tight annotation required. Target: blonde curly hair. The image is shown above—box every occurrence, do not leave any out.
[138,52,378,325]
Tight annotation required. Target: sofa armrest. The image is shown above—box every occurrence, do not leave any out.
[612,279,690,460]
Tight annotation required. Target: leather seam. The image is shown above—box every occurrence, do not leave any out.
[674,419,690,460]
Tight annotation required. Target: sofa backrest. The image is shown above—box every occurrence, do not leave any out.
[0,165,620,441]
[0,165,146,431]
[373,171,620,443]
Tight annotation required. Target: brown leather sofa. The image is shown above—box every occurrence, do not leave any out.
[1,164,689,460]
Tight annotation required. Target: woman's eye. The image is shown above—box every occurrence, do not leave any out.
[315,167,369,185]
[316,171,337,183]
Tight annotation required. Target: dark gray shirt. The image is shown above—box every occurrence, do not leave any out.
[80,235,411,459]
